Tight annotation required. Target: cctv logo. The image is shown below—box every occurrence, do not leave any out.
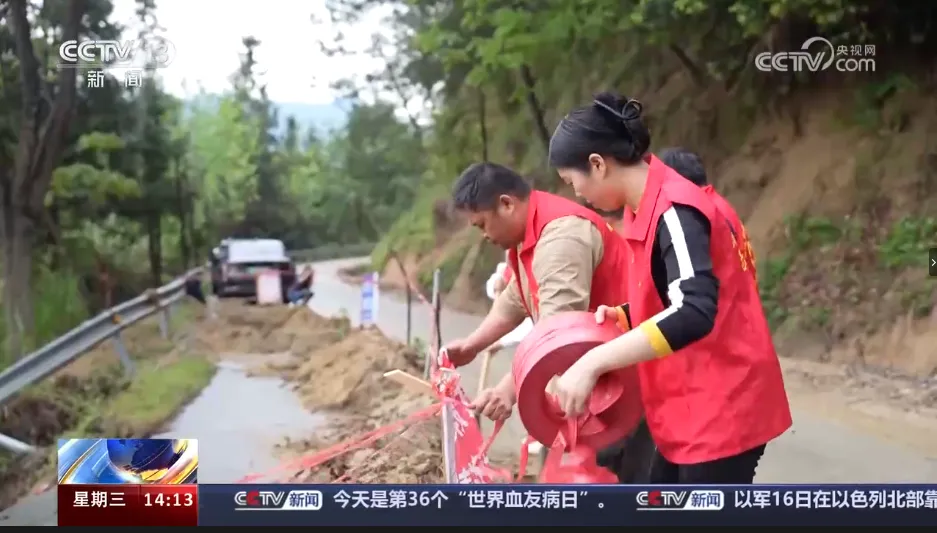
[636,490,688,510]
[636,489,724,511]
[233,489,323,511]
[234,490,285,510]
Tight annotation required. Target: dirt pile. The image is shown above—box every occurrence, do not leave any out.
[253,312,444,484]
[192,301,349,356]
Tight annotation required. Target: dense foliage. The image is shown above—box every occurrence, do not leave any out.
[0,0,933,364]
[318,0,934,268]
[0,0,424,364]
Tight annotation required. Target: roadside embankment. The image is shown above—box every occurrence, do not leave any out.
[0,303,215,511]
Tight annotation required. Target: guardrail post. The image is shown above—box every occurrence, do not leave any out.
[158,304,170,339]
[112,332,135,377]
[0,432,36,455]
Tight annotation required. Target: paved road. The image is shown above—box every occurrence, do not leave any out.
[310,257,937,483]
[5,255,936,525]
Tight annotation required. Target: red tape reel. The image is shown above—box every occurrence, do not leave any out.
[512,311,644,451]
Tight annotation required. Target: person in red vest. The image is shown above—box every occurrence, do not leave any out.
[442,162,632,417]
[659,147,757,281]
[546,92,792,484]
[441,162,656,482]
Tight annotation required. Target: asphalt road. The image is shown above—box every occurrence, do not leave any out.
[4,255,935,526]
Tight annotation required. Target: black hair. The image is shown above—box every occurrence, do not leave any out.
[659,147,707,186]
[548,91,651,171]
[451,162,532,211]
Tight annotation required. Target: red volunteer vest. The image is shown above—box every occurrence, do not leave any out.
[508,191,629,318]
[702,184,757,281]
[622,156,791,464]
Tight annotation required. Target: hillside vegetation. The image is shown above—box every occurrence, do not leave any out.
[319,0,937,376]
[0,1,424,368]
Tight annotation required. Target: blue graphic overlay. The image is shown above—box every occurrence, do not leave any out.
[57,438,198,485]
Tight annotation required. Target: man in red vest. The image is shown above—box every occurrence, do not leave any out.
[659,147,757,280]
[442,162,651,481]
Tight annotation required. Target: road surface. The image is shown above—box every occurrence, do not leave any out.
[309,257,937,483]
[4,255,936,526]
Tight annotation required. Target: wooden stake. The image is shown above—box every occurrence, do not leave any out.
[476,349,493,398]
[474,348,494,425]
[383,369,435,397]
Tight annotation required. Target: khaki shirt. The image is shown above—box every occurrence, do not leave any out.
[492,216,604,323]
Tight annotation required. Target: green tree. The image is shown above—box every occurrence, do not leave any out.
[1,0,86,357]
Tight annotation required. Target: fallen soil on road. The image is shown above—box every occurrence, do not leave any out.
[190,299,349,356]
[243,305,445,484]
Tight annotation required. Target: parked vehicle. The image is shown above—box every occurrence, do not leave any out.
[212,238,297,301]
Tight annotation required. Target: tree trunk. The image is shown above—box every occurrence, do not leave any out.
[0,210,36,357]
[186,199,198,265]
[478,88,489,162]
[2,0,84,359]
[518,64,552,155]
[668,44,708,87]
[174,166,192,268]
[179,206,191,269]
[146,212,163,286]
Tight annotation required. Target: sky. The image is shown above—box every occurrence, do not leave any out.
[109,0,388,104]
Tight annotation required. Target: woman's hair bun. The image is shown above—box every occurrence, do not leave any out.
[548,90,651,169]
[592,91,643,123]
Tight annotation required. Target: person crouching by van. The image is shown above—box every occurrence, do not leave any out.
[184,274,207,305]
[287,267,314,307]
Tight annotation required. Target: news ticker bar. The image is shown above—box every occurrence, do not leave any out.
[59,484,937,526]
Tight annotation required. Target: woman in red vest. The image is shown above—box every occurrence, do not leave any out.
[546,92,792,484]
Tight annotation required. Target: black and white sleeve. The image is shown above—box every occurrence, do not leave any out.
[638,204,720,356]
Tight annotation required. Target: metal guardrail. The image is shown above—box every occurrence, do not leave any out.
[289,243,375,263]
[0,266,204,454]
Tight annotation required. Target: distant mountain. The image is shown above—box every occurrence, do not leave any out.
[275,100,350,136]
[183,95,350,138]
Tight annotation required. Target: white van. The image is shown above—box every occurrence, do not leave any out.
[215,239,295,299]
